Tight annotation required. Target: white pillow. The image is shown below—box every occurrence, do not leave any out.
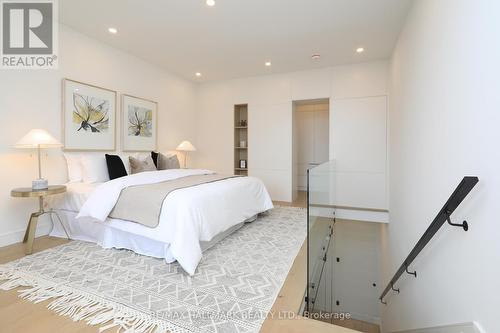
[64,153,82,183]
[119,155,131,175]
[81,155,110,183]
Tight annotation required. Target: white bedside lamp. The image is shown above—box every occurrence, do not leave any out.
[15,129,62,190]
[176,140,196,168]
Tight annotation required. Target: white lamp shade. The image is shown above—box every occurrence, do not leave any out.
[176,140,196,152]
[15,129,62,148]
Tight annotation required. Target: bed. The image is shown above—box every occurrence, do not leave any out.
[46,168,273,275]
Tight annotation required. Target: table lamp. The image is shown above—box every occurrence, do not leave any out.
[176,140,196,168]
[15,129,62,190]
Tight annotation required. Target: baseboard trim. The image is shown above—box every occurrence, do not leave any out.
[0,220,52,248]
[389,322,484,333]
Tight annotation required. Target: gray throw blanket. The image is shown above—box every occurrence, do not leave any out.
[109,174,238,227]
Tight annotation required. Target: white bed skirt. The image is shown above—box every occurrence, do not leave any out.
[50,209,254,261]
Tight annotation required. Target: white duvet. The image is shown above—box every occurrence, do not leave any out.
[76,169,273,275]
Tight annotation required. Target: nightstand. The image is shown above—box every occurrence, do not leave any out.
[11,185,68,254]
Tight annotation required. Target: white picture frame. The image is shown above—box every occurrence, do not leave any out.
[121,94,158,152]
[62,79,117,151]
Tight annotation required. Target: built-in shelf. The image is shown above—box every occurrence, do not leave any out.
[234,104,248,176]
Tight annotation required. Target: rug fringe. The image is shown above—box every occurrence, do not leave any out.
[0,268,187,333]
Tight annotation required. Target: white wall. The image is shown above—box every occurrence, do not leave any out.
[194,61,389,203]
[382,0,500,332]
[314,219,382,324]
[0,25,197,247]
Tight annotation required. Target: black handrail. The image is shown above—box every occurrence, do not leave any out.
[379,176,479,304]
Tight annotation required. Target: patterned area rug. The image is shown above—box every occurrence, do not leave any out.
[0,206,306,333]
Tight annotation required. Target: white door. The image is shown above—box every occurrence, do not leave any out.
[314,109,330,164]
[296,103,329,190]
[297,110,315,190]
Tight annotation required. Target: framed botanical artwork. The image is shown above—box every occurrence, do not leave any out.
[62,79,117,150]
[121,94,158,151]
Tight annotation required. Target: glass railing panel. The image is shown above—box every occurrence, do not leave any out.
[305,160,382,332]
[307,160,336,207]
[306,160,336,313]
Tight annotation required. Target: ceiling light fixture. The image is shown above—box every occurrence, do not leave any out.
[206,0,215,7]
[265,61,272,67]
[311,54,321,60]
[108,27,118,34]
[356,47,365,53]
[195,72,202,77]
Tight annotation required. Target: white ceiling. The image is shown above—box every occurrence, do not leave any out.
[60,0,413,82]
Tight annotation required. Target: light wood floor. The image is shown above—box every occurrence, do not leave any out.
[0,193,368,333]
[274,190,307,209]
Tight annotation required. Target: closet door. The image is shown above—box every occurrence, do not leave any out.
[297,110,314,190]
[249,102,293,202]
[313,109,330,165]
[330,96,387,209]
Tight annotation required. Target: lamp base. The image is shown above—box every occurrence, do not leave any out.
[32,178,48,190]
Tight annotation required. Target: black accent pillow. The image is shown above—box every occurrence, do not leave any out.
[105,154,128,180]
[151,151,159,168]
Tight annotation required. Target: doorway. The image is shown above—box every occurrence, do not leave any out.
[292,98,330,201]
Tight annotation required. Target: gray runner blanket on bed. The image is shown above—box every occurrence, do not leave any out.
[109,174,238,227]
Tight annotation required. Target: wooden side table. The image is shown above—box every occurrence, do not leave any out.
[11,185,68,254]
